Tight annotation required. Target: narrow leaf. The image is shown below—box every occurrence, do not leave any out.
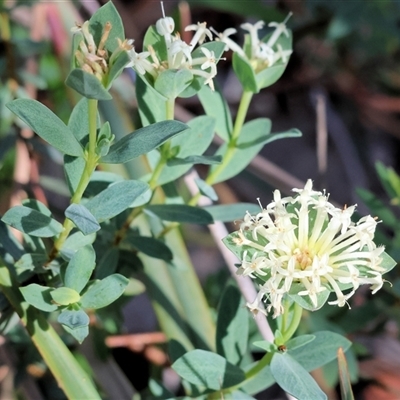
[216,282,249,365]
[2,206,63,238]
[101,120,188,164]
[6,99,83,156]
[195,178,218,201]
[167,155,222,166]
[65,204,100,235]
[232,53,258,93]
[337,348,355,400]
[80,274,129,309]
[64,156,86,196]
[126,235,173,261]
[145,204,213,224]
[204,203,262,223]
[85,180,149,222]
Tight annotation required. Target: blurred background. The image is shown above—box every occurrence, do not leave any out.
[1,0,400,399]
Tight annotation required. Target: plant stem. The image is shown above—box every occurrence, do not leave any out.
[0,266,100,400]
[281,301,303,343]
[50,99,99,258]
[245,351,274,380]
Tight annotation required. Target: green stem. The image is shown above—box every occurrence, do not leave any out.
[281,301,303,343]
[204,90,253,188]
[245,351,274,380]
[0,266,100,400]
[50,99,99,258]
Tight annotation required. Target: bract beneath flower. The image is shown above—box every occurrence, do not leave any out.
[223,179,396,318]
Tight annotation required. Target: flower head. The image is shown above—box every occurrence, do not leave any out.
[224,179,395,317]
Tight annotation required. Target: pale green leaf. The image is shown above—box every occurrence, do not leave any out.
[65,204,100,235]
[65,69,112,100]
[50,287,81,306]
[6,99,83,156]
[20,284,58,312]
[145,204,213,224]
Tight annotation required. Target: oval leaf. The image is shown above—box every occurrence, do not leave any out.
[101,121,188,164]
[80,274,129,309]
[2,206,63,238]
[20,284,58,312]
[288,331,352,372]
[172,349,246,390]
[64,245,96,293]
[65,204,100,235]
[6,99,83,156]
[271,352,327,400]
[145,204,213,224]
[58,309,90,330]
[85,180,149,222]
[50,287,81,306]
[154,69,193,99]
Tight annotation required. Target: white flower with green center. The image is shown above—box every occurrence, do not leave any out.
[223,180,396,318]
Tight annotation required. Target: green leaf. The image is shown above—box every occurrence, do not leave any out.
[80,274,129,309]
[256,31,292,90]
[85,171,124,197]
[216,282,249,365]
[15,253,48,271]
[63,324,89,344]
[376,161,400,201]
[337,348,355,400]
[89,1,124,54]
[288,331,352,372]
[179,42,226,98]
[68,98,90,144]
[64,156,86,196]
[380,251,397,273]
[286,335,316,351]
[148,116,216,185]
[65,204,101,235]
[136,74,167,125]
[20,284,58,312]
[143,25,168,65]
[6,99,83,156]
[50,287,81,306]
[149,378,175,399]
[195,178,218,201]
[210,118,272,183]
[232,53,258,93]
[288,283,330,311]
[204,203,262,223]
[2,206,63,238]
[65,69,112,100]
[197,83,232,142]
[107,51,130,88]
[252,340,276,353]
[145,204,213,224]
[58,309,90,330]
[101,121,188,164]
[22,199,52,216]
[167,155,221,166]
[64,245,96,293]
[85,180,150,222]
[236,128,302,149]
[154,69,193,99]
[126,235,173,261]
[241,361,275,395]
[95,247,119,279]
[270,352,327,400]
[60,231,96,260]
[172,349,246,390]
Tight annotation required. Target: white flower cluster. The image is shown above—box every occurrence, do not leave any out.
[127,10,292,90]
[71,21,133,81]
[213,14,293,73]
[234,180,386,318]
[127,14,217,90]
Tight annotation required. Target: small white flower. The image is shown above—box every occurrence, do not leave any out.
[185,22,213,48]
[226,179,390,317]
[127,49,153,75]
[211,27,245,57]
[241,21,264,59]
